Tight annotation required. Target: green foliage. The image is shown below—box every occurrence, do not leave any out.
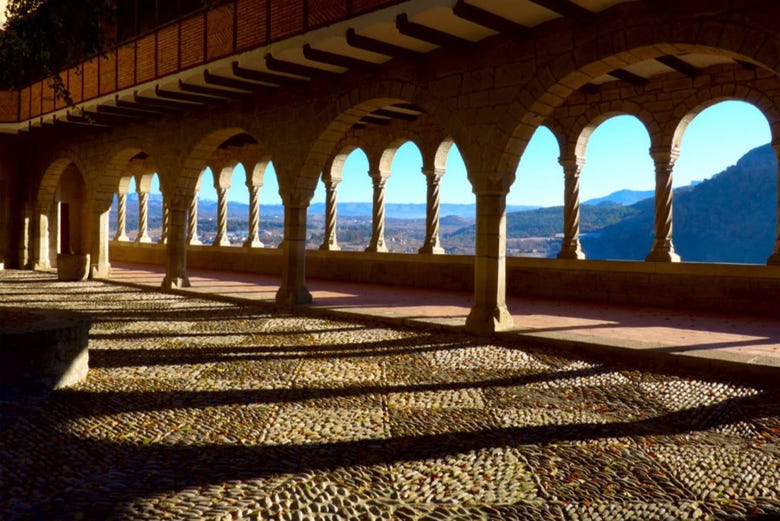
[0,0,116,100]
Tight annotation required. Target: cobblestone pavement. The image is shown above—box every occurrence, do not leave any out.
[0,271,779,521]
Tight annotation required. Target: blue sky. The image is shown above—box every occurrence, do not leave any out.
[141,100,771,208]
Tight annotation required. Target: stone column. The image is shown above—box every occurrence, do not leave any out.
[244,183,264,248]
[646,149,681,262]
[158,198,169,245]
[18,202,32,269]
[90,206,111,278]
[135,189,152,243]
[465,189,514,334]
[114,192,129,241]
[419,168,445,254]
[319,179,341,251]
[33,209,51,270]
[557,157,585,259]
[276,191,313,305]
[767,144,780,265]
[213,187,231,246]
[366,172,389,252]
[162,202,190,289]
[187,194,202,245]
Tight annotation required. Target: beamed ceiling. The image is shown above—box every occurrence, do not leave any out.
[19,0,744,136]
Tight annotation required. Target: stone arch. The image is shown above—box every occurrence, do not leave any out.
[379,137,422,174]
[570,102,660,160]
[498,3,780,178]
[671,88,780,153]
[34,157,90,270]
[327,144,364,184]
[175,127,270,209]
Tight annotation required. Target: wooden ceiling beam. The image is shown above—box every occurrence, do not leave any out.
[527,0,594,23]
[396,13,473,50]
[302,44,379,71]
[655,55,700,78]
[345,28,424,59]
[452,0,530,36]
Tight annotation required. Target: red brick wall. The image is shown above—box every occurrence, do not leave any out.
[136,34,157,82]
[82,59,99,100]
[29,81,42,117]
[207,4,235,61]
[269,0,304,40]
[0,91,19,122]
[236,0,266,51]
[157,25,179,77]
[99,53,117,95]
[308,0,347,29]
[69,65,83,104]
[19,87,30,121]
[180,14,205,69]
[117,46,136,89]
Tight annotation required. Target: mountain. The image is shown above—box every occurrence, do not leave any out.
[584,189,654,206]
[307,202,535,220]
[582,144,778,262]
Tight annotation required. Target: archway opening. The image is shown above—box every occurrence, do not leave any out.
[578,115,655,260]
[385,141,425,253]
[673,100,773,263]
[508,126,564,258]
[333,148,371,251]
[438,141,474,255]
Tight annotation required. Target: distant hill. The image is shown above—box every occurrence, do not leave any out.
[584,189,654,206]
[307,202,534,220]
[582,143,777,262]
[446,204,639,241]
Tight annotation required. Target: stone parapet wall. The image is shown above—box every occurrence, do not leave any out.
[110,243,780,316]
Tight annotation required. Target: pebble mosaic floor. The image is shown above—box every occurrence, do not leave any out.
[0,270,778,520]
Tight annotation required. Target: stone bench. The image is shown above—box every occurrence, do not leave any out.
[0,309,91,399]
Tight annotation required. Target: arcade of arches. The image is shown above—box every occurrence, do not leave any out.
[3,0,780,333]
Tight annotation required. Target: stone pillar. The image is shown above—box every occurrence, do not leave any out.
[114,192,129,241]
[366,172,389,253]
[135,189,152,243]
[276,191,313,305]
[557,157,585,260]
[33,209,51,270]
[18,203,32,269]
[319,179,341,251]
[213,187,231,246]
[244,183,264,248]
[767,144,780,265]
[187,194,202,245]
[419,168,445,254]
[162,203,191,289]
[158,198,169,245]
[646,149,681,262]
[465,189,514,334]
[90,206,111,278]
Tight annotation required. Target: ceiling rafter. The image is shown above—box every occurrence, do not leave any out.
[231,62,309,87]
[179,79,251,99]
[373,108,419,121]
[527,0,595,23]
[155,86,226,105]
[608,68,649,87]
[452,0,530,36]
[396,13,474,50]
[345,28,424,59]
[133,94,199,111]
[96,104,165,119]
[302,44,379,71]
[265,54,340,79]
[655,55,700,78]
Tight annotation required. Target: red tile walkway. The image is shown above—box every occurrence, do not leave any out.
[107,262,780,378]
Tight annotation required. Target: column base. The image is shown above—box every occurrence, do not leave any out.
[275,284,313,306]
[90,261,111,279]
[645,249,681,262]
[365,243,388,253]
[114,235,129,242]
[319,242,340,251]
[213,237,231,247]
[465,305,514,335]
[162,274,191,289]
[188,238,202,246]
[557,247,585,260]
[767,251,780,265]
[418,243,445,255]
[136,236,152,244]
[244,238,265,248]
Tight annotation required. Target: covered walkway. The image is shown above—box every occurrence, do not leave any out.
[108,262,780,378]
